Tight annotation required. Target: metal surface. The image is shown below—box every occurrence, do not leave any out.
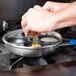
[0,44,11,70]
[9,57,23,70]
[3,29,62,57]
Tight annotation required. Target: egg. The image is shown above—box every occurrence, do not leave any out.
[31,44,41,47]
[29,31,41,47]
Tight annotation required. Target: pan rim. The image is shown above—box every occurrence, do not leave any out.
[3,29,63,49]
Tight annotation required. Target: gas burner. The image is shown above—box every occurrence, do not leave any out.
[0,24,76,71]
[7,46,76,70]
[10,57,47,70]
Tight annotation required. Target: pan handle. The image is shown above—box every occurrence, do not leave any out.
[59,39,76,47]
[41,39,76,49]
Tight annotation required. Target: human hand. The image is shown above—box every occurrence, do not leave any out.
[21,5,56,37]
[21,2,76,37]
[43,1,70,12]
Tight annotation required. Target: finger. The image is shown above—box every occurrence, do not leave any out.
[22,12,28,20]
[43,6,50,11]
[43,5,51,11]
[22,23,27,35]
[24,26,30,37]
[42,1,53,11]
[21,20,27,28]
[34,5,43,11]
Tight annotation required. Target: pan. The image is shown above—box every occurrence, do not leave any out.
[3,29,76,57]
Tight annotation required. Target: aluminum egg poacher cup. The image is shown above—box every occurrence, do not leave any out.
[3,29,76,57]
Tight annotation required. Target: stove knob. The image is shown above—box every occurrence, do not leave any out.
[0,20,8,32]
[2,20,8,31]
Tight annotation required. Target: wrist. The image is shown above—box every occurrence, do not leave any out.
[52,2,76,29]
[46,13,59,32]
[46,1,76,32]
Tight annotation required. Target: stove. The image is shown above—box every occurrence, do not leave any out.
[0,21,76,71]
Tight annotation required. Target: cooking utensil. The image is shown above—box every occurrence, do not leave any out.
[3,29,76,57]
[29,31,41,47]
[31,36,41,47]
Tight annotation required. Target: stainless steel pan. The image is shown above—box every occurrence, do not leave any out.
[3,29,76,57]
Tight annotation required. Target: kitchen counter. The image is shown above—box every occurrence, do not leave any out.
[0,61,76,76]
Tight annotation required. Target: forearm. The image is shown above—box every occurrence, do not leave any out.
[54,1,76,29]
